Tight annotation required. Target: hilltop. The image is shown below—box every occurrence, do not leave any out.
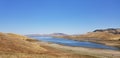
[93,28,120,34]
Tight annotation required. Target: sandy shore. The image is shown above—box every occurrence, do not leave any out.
[37,41,120,58]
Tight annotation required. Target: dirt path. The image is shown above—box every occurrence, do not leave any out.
[37,42,120,58]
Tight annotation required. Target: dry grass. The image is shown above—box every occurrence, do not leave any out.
[0,32,46,54]
[0,46,97,58]
[60,32,120,40]
[0,32,97,58]
[0,52,96,58]
[79,32,120,40]
[6,33,29,40]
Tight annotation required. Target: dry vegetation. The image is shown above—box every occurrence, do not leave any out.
[58,29,120,40]
[0,53,96,58]
[74,32,120,40]
[0,32,46,53]
[6,33,30,40]
[0,32,97,58]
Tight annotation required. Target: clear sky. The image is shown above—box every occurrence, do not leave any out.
[0,0,120,35]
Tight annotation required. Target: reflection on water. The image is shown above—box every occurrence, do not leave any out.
[31,36,119,50]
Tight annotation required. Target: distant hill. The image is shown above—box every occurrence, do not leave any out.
[26,33,68,37]
[49,33,68,36]
[26,34,42,37]
[78,32,120,40]
[59,28,120,40]
[79,28,120,40]
[0,32,46,53]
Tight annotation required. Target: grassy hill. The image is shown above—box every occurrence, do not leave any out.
[75,32,120,40]
[0,32,46,54]
[6,33,29,40]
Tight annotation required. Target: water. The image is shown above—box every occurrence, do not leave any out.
[31,36,119,50]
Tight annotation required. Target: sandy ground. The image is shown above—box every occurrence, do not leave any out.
[37,41,120,58]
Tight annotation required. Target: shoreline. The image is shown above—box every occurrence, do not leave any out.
[36,41,120,58]
[53,36,120,49]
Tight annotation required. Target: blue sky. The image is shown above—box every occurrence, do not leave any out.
[0,0,120,34]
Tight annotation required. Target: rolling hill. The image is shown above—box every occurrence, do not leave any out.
[0,32,46,54]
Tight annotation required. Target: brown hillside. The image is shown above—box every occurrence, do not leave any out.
[7,33,29,40]
[0,32,46,54]
[78,32,120,40]
[69,28,120,40]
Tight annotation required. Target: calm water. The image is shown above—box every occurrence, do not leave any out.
[31,36,119,50]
